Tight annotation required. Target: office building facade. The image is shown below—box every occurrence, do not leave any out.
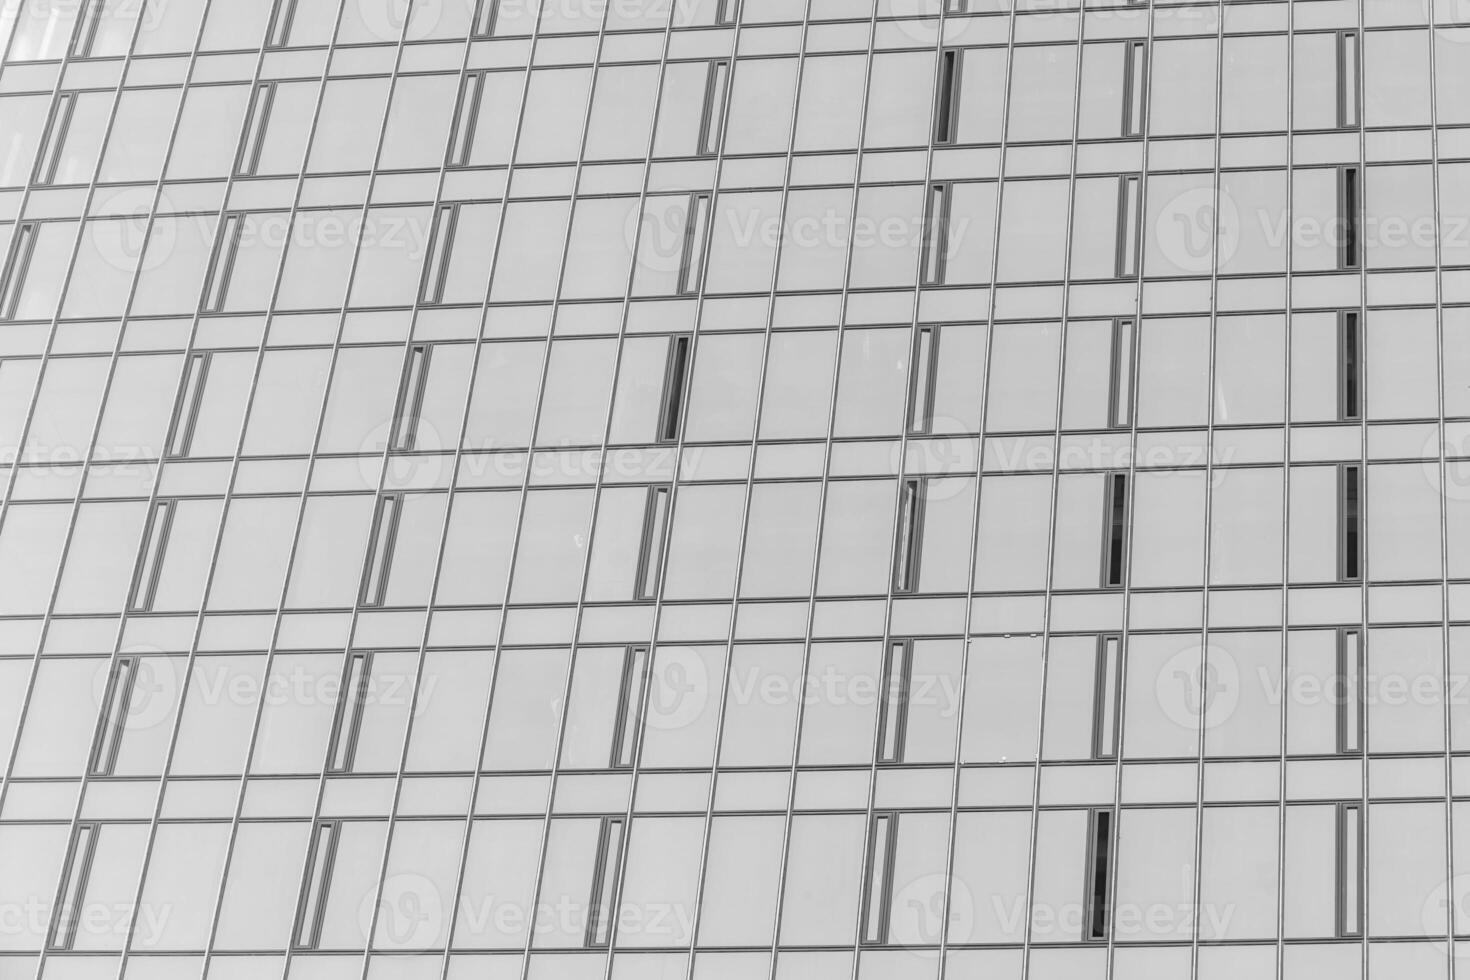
[1,0,1470,977]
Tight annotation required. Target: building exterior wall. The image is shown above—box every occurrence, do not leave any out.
[0,0,1468,977]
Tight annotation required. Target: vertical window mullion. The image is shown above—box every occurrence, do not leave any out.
[1092,635,1123,760]
[293,820,340,951]
[448,73,485,168]
[165,352,211,459]
[1085,808,1114,941]
[267,0,301,49]
[48,822,99,951]
[1108,318,1135,429]
[1115,174,1142,278]
[1336,628,1363,755]
[1338,31,1361,129]
[235,82,277,177]
[70,0,103,59]
[87,657,139,777]
[715,0,739,24]
[676,193,712,295]
[921,181,951,286]
[1336,802,1363,938]
[391,345,432,451]
[420,205,459,305]
[698,60,730,157]
[878,640,912,764]
[471,0,499,37]
[906,326,938,435]
[935,49,961,145]
[634,485,671,600]
[861,812,898,945]
[610,646,650,769]
[1339,166,1360,271]
[33,92,76,186]
[128,499,176,613]
[585,816,626,948]
[202,213,245,314]
[1123,41,1146,137]
[359,494,403,608]
[1103,473,1129,588]
[1338,310,1361,421]
[0,221,39,321]
[658,335,691,444]
[1339,463,1361,583]
[893,478,925,594]
[326,652,372,774]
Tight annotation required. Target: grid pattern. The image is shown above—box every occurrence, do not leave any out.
[3,0,1470,978]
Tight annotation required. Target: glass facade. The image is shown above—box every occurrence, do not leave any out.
[2,0,1470,977]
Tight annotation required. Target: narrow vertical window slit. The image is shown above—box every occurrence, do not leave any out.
[128,499,176,613]
[1092,635,1122,760]
[861,812,897,945]
[359,494,403,608]
[1085,809,1113,941]
[610,646,649,769]
[166,353,210,459]
[0,222,39,321]
[878,640,912,764]
[585,816,625,948]
[326,652,372,774]
[293,820,339,950]
[1104,473,1128,588]
[87,657,139,777]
